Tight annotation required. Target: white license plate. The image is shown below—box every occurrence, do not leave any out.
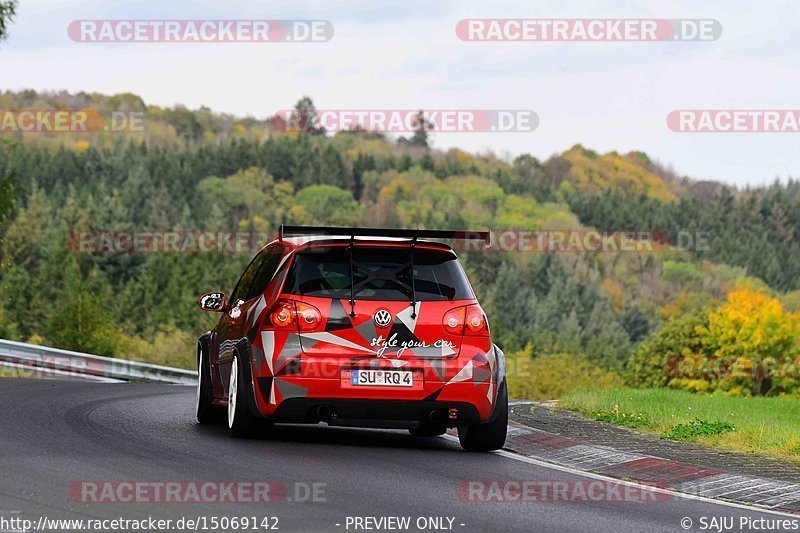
[351,370,413,387]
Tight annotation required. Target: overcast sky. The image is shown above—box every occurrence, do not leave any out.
[1,0,799,186]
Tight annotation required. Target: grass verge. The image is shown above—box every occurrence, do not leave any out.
[0,365,19,377]
[0,364,44,379]
[560,387,800,458]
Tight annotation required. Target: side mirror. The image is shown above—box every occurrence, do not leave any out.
[198,292,226,312]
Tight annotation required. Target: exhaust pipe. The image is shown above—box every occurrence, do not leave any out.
[316,405,334,422]
[427,409,445,423]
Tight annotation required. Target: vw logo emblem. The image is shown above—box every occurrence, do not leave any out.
[373,309,393,328]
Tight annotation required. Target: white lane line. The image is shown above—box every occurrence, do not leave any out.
[442,435,800,519]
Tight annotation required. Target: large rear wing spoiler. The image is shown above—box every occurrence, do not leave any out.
[278,225,491,248]
[279,225,490,319]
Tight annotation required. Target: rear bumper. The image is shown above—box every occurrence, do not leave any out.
[244,340,506,426]
[270,398,482,429]
[253,375,498,424]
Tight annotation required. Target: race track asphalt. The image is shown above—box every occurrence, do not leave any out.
[0,379,794,532]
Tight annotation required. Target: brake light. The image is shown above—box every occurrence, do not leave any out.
[443,307,465,336]
[295,301,322,331]
[465,306,490,336]
[443,304,489,337]
[269,300,296,330]
[267,300,322,332]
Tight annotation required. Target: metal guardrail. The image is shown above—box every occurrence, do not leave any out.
[0,338,197,385]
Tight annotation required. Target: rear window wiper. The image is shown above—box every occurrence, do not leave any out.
[348,236,356,317]
[409,236,417,318]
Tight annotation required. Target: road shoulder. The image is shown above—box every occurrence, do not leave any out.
[508,402,800,514]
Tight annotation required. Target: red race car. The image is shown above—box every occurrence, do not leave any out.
[196,225,507,451]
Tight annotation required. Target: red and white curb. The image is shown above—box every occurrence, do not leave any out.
[491,420,800,514]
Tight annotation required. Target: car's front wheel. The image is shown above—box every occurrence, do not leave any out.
[457,381,508,452]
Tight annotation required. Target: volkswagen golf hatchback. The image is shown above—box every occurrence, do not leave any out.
[196,225,507,451]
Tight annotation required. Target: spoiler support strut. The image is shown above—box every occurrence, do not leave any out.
[409,236,417,319]
[348,233,356,318]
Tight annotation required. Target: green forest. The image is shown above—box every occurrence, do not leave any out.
[1,90,799,400]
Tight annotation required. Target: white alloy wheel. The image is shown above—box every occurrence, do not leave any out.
[228,357,238,428]
[196,351,203,418]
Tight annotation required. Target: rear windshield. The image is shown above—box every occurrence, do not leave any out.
[284,246,473,301]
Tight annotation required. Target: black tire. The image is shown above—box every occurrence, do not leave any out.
[227,351,260,437]
[196,342,224,425]
[409,423,447,437]
[457,381,508,452]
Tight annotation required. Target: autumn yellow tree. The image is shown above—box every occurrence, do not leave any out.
[698,287,800,396]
